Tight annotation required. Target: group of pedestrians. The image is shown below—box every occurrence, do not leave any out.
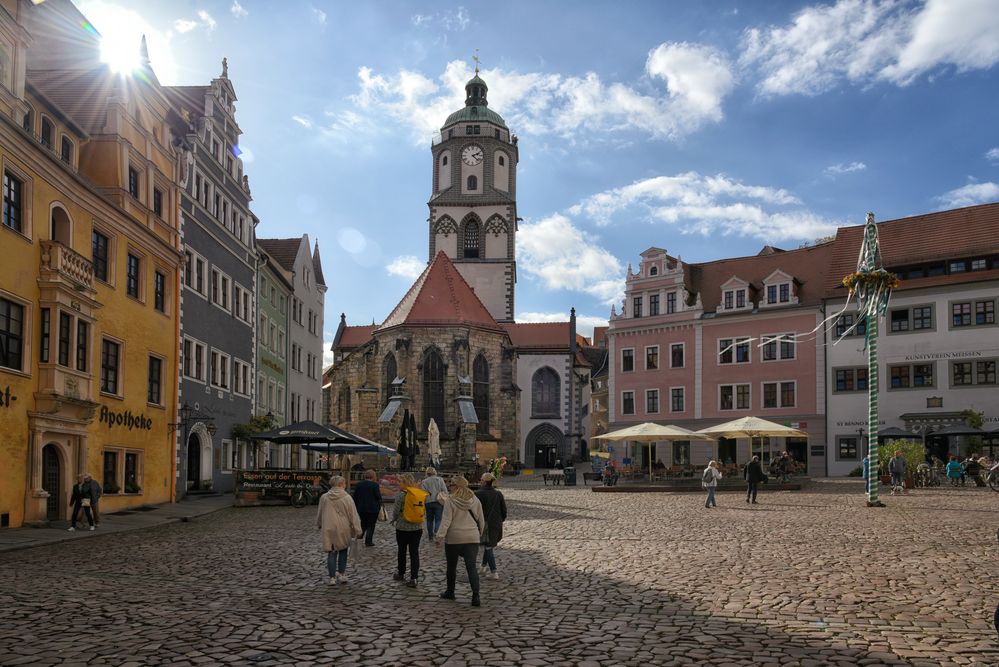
[68,473,103,531]
[315,468,507,607]
[701,455,770,507]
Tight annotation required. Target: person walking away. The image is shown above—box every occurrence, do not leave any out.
[888,450,907,494]
[945,456,963,486]
[435,476,485,606]
[392,473,427,588]
[475,473,507,580]
[421,467,447,539]
[316,475,362,585]
[83,473,103,527]
[702,460,722,507]
[68,474,96,531]
[744,455,767,504]
[352,469,382,546]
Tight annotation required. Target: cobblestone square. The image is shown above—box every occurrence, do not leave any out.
[2,480,997,666]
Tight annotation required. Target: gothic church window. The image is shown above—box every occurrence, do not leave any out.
[423,348,445,431]
[383,353,397,407]
[338,385,351,423]
[473,354,489,435]
[464,220,480,258]
[532,367,560,418]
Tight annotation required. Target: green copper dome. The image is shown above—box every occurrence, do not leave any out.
[442,73,507,130]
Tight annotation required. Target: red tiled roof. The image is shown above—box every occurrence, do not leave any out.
[338,325,375,349]
[502,322,572,350]
[592,326,608,348]
[257,238,302,273]
[826,202,999,294]
[378,252,503,332]
[688,242,834,312]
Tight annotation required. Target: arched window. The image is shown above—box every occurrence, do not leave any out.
[50,206,71,245]
[464,219,480,258]
[40,117,53,148]
[532,367,560,417]
[473,353,489,435]
[337,385,351,423]
[442,154,448,166]
[383,353,397,407]
[422,348,445,431]
[649,266,658,276]
[467,175,477,191]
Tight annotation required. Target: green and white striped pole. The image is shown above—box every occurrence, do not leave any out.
[866,314,880,505]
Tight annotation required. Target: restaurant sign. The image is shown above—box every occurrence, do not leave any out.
[236,470,328,491]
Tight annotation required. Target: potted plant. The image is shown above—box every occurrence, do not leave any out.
[103,481,120,494]
[124,482,141,494]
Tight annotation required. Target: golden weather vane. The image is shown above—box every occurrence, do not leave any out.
[473,49,480,74]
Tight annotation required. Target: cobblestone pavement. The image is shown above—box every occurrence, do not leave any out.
[2,480,997,666]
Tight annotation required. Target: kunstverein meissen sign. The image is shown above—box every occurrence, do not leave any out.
[99,406,153,430]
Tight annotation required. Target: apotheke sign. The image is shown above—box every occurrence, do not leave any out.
[99,406,153,431]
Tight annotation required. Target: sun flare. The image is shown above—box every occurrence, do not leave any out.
[100,31,141,73]
[78,0,177,82]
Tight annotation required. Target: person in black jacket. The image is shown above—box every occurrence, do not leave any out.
[351,470,383,546]
[474,473,507,580]
[744,455,768,505]
[68,474,96,531]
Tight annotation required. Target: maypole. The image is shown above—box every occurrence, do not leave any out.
[842,213,898,507]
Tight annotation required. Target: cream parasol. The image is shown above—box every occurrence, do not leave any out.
[593,422,715,478]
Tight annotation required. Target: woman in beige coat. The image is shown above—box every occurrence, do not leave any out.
[316,475,362,585]
[435,476,485,606]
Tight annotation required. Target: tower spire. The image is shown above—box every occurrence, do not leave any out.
[473,48,480,74]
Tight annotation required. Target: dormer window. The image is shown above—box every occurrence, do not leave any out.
[723,288,747,310]
[736,290,746,308]
[762,270,797,308]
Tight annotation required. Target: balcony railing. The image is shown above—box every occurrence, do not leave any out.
[40,240,95,293]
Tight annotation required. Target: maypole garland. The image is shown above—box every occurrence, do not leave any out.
[845,212,897,507]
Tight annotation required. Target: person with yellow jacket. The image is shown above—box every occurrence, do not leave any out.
[316,475,362,585]
[435,476,485,607]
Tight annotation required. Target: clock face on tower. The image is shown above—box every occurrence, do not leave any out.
[461,144,483,166]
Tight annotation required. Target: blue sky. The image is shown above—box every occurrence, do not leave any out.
[75,0,999,362]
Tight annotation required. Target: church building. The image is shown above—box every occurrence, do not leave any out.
[328,72,592,468]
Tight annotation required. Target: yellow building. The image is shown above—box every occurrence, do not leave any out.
[0,0,184,527]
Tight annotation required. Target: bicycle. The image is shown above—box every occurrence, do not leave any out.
[291,481,317,508]
[987,462,999,492]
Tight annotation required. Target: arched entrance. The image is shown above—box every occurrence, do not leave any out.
[187,432,201,489]
[50,205,72,245]
[527,423,563,468]
[42,444,62,521]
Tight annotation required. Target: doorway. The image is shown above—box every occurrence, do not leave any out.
[187,432,200,488]
[42,444,61,521]
[528,424,562,468]
[786,438,808,474]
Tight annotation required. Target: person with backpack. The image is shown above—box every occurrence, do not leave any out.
[392,473,427,588]
[701,460,722,508]
[475,472,507,580]
[435,475,485,607]
[744,455,767,504]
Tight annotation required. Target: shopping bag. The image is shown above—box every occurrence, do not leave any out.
[377,505,388,522]
[348,537,363,561]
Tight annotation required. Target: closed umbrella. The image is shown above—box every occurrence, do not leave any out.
[427,418,442,467]
[593,423,715,479]
[398,409,411,466]
[408,411,418,469]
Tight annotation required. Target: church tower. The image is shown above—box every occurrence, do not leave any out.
[428,70,518,323]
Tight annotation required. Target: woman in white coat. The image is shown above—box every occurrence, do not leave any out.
[702,460,722,508]
[316,475,362,584]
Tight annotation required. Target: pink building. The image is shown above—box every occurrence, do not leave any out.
[607,245,832,473]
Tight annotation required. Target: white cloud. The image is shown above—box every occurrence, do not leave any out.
[517,214,624,304]
[174,10,216,34]
[517,312,608,339]
[987,147,999,163]
[196,10,217,33]
[231,1,248,18]
[323,335,335,369]
[412,7,470,31]
[935,181,999,209]
[348,45,735,144]
[741,0,999,96]
[570,171,839,242]
[312,7,328,25]
[825,161,867,175]
[291,114,313,128]
[386,255,426,279]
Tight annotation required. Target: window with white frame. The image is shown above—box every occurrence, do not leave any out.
[211,268,230,311]
[670,343,684,368]
[719,337,751,364]
[234,284,250,322]
[183,337,206,382]
[645,389,660,414]
[645,345,659,371]
[621,348,634,372]
[670,387,684,413]
[762,381,796,408]
[762,333,796,361]
[211,350,230,389]
[621,390,635,415]
[233,359,250,396]
[720,383,750,410]
[221,439,234,473]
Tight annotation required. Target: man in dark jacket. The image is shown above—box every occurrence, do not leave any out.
[83,473,103,526]
[68,474,96,531]
[474,473,507,580]
[351,469,382,546]
[744,455,767,504]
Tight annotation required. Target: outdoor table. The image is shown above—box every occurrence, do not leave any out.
[543,470,565,486]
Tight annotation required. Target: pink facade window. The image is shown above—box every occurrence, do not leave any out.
[645,346,658,370]
[621,348,634,372]
[621,390,635,415]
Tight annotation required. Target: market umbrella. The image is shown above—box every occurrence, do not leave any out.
[408,411,419,466]
[593,423,715,479]
[427,418,442,467]
[878,426,919,439]
[398,410,411,465]
[931,424,986,437]
[250,420,382,476]
[695,416,807,463]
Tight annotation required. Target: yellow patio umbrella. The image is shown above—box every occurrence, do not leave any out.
[593,422,715,478]
[694,416,807,463]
